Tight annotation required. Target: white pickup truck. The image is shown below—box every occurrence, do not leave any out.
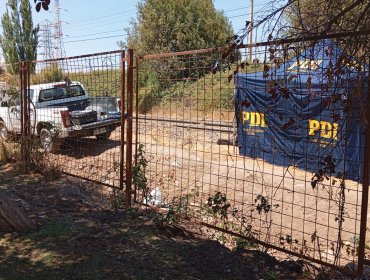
[0,81,121,152]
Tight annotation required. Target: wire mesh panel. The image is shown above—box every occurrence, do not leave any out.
[0,65,22,164]
[28,51,124,188]
[135,36,370,274]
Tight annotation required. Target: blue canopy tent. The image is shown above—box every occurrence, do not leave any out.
[234,40,368,181]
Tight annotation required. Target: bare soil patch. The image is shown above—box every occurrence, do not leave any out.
[0,164,308,280]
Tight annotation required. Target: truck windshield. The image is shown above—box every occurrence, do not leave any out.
[39,85,85,102]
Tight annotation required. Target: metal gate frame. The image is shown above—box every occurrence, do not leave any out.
[131,31,370,277]
[16,33,369,276]
[19,50,135,205]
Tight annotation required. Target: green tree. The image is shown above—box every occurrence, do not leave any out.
[122,0,233,55]
[0,0,39,74]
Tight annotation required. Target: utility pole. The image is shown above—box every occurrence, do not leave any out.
[248,0,254,62]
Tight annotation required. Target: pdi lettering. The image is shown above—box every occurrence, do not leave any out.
[308,119,338,140]
[242,112,267,127]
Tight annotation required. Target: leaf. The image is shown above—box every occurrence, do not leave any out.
[288,75,297,82]
[42,1,49,11]
[311,180,317,189]
[36,2,41,12]
[228,74,233,83]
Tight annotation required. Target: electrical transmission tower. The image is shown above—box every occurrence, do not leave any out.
[53,0,66,59]
[37,0,66,60]
[38,19,54,60]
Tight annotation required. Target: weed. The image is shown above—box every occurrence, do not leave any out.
[233,237,255,251]
[266,271,279,280]
[132,144,149,203]
[154,188,199,226]
[110,188,124,211]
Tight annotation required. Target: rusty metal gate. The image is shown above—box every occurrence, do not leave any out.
[133,32,370,276]
[18,50,134,206]
[14,32,370,276]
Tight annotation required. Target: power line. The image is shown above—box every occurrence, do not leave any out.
[61,3,269,46]
[63,3,266,31]
[65,8,136,25]
[64,29,124,39]
[64,34,125,44]
[63,3,137,22]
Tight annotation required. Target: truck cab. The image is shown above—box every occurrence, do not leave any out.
[0,81,121,152]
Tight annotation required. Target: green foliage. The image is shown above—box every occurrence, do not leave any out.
[123,0,233,55]
[67,69,121,97]
[233,237,255,251]
[32,63,64,83]
[266,271,279,280]
[154,188,199,226]
[137,62,264,113]
[207,192,231,220]
[0,0,39,74]
[122,0,234,95]
[132,144,149,200]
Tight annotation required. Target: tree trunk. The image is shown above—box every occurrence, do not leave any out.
[0,190,36,232]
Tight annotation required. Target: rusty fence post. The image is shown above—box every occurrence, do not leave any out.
[20,61,30,165]
[125,49,134,208]
[120,50,126,191]
[133,56,139,203]
[19,62,24,162]
[358,72,370,276]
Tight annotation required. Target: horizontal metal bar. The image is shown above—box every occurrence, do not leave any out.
[33,49,123,63]
[176,124,233,133]
[139,47,224,60]
[138,30,370,60]
[138,115,200,125]
[62,171,122,190]
[240,29,370,49]
[203,121,234,128]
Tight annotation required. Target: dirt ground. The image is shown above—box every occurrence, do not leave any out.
[45,115,370,272]
[0,164,314,280]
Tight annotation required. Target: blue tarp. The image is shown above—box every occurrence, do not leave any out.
[234,40,367,181]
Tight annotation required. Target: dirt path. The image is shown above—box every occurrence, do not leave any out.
[45,117,370,270]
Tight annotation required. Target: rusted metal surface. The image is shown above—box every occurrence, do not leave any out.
[21,51,124,188]
[20,61,31,164]
[357,70,370,275]
[134,57,140,203]
[120,50,126,191]
[32,50,123,63]
[125,49,134,207]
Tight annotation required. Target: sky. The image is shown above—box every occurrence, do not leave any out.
[0,0,276,60]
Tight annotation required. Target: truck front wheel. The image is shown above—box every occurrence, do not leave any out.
[39,128,61,153]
